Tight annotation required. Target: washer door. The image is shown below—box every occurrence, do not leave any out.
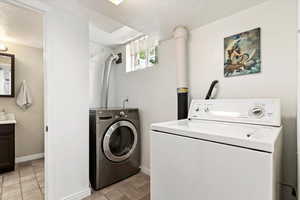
[103,120,138,162]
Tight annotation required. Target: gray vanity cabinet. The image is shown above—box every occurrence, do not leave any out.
[0,124,15,173]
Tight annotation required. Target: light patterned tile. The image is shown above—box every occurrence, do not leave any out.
[37,174,44,181]
[2,193,22,200]
[117,184,145,200]
[96,173,150,200]
[22,189,43,200]
[2,160,152,200]
[100,185,117,195]
[18,161,32,168]
[112,180,131,191]
[3,171,18,178]
[128,175,149,189]
[37,180,44,188]
[33,167,43,174]
[21,179,39,193]
[20,174,35,183]
[32,159,43,166]
[2,184,21,200]
[2,179,19,187]
[3,173,19,182]
[138,194,150,200]
[0,175,3,185]
[19,168,34,178]
[0,159,44,200]
[35,172,44,180]
[105,190,130,200]
[89,191,108,200]
[41,187,45,194]
[19,165,32,171]
[2,184,21,195]
[136,182,150,196]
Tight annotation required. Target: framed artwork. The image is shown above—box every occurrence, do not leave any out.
[224,28,261,77]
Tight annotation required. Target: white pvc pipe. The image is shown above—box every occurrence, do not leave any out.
[173,26,189,90]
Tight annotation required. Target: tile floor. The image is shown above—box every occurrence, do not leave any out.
[0,159,44,200]
[0,159,150,200]
[85,172,150,200]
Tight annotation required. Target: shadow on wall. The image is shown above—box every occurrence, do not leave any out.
[89,42,115,108]
[281,116,297,186]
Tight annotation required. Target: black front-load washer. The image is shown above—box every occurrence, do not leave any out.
[89,108,141,190]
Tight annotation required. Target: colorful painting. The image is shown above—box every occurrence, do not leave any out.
[224,28,261,77]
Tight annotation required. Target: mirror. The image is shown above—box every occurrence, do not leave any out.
[0,53,15,97]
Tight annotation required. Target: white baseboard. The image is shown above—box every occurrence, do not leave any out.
[141,165,150,176]
[15,153,44,163]
[62,188,91,200]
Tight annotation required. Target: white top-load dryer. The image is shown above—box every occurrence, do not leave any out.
[150,99,282,200]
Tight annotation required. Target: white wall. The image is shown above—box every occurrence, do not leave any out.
[114,0,297,198]
[89,42,117,108]
[0,41,44,158]
[114,39,177,173]
[189,0,297,196]
[44,5,90,200]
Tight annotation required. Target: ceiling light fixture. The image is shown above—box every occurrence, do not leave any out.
[108,0,124,6]
[0,44,8,52]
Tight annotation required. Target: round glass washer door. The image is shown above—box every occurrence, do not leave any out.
[103,120,137,162]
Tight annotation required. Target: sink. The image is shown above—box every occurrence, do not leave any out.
[0,113,16,124]
[0,114,6,120]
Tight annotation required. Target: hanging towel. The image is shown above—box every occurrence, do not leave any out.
[16,80,32,110]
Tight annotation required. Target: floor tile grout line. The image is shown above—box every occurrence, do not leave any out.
[17,163,24,200]
[102,174,150,200]
[32,160,44,199]
[1,174,3,200]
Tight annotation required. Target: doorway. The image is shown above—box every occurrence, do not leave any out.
[0,1,45,200]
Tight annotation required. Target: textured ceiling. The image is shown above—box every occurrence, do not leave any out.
[0,2,43,48]
[0,0,268,47]
[81,0,268,40]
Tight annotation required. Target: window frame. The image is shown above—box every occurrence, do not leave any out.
[125,37,158,73]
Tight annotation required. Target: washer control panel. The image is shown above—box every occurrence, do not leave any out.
[188,99,281,126]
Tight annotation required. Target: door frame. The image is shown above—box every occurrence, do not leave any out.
[2,0,50,199]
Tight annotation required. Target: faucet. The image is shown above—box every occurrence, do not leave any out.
[0,109,6,120]
[122,98,129,109]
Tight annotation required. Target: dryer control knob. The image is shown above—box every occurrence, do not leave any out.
[250,106,264,118]
[204,107,209,112]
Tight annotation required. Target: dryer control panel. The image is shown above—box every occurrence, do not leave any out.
[188,99,281,127]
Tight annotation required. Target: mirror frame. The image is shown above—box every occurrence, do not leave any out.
[0,53,15,97]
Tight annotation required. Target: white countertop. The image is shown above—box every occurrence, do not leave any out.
[0,113,16,124]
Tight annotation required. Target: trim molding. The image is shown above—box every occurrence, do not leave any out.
[16,153,44,163]
[62,188,91,200]
[141,166,150,176]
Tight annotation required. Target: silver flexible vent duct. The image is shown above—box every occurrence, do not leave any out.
[100,54,119,108]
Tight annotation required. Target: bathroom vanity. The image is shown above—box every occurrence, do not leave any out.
[0,114,16,173]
